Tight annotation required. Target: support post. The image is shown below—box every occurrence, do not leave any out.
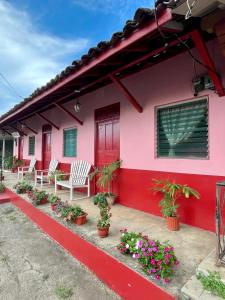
[2,138,5,170]
[191,30,225,97]
[110,75,143,113]
[35,113,60,130]
[55,104,83,125]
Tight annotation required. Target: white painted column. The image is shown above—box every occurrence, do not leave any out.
[2,138,5,170]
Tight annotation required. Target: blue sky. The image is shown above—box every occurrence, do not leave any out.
[0,0,154,116]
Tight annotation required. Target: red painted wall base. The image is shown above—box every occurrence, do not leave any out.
[5,189,175,300]
[119,168,223,232]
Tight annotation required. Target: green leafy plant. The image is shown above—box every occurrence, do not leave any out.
[14,181,33,194]
[12,156,23,169]
[97,207,111,229]
[197,271,225,299]
[48,193,61,205]
[152,179,200,217]
[0,183,5,193]
[90,160,121,195]
[28,189,49,206]
[49,170,66,182]
[93,193,109,210]
[24,172,33,183]
[55,286,73,299]
[117,229,179,282]
[4,156,14,170]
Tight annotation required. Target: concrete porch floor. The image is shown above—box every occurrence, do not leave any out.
[3,171,217,299]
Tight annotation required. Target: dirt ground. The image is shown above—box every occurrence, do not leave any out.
[0,203,120,300]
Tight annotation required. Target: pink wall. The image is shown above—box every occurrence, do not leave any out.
[20,39,225,176]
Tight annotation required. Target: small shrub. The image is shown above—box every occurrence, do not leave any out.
[117,229,179,283]
[55,286,73,299]
[97,207,111,229]
[197,271,225,299]
[48,193,61,205]
[14,181,33,194]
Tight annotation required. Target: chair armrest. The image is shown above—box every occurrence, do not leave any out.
[21,167,30,171]
[36,170,48,175]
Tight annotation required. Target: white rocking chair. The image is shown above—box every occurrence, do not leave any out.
[35,159,59,189]
[55,160,91,200]
[18,158,36,180]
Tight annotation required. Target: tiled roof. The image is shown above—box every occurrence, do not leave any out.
[0,1,168,122]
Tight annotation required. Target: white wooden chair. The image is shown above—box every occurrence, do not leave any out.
[34,159,58,189]
[55,160,91,200]
[18,158,36,180]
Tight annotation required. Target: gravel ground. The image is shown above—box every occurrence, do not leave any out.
[0,203,120,300]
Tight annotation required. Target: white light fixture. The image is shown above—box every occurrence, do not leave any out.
[74,100,81,113]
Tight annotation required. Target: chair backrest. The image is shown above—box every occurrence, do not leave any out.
[28,158,36,172]
[47,159,58,176]
[69,160,91,186]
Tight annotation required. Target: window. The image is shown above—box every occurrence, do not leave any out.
[28,136,35,155]
[63,128,77,157]
[157,98,208,158]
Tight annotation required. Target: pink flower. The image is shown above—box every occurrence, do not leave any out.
[132,253,140,259]
[157,260,162,265]
[152,247,158,253]
[150,259,156,265]
[135,240,143,249]
[141,248,145,252]
[155,275,161,281]
[151,268,156,273]
[175,260,179,265]
[164,278,170,284]
[164,247,170,253]
[150,241,156,247]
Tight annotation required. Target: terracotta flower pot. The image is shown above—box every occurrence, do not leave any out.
[39,197,48,205]
[12,168,17,173]
[51,204,57,211]
[97,225,110,238]
[74,213,87,225]
[167,216,179,231]
[57,185,62,190]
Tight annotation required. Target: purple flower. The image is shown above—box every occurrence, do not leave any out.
[151,268,156,273]
[132,253,140,259]
[152,247,158,253]
[135,240,143,249]
[150,240,156,247]
[141,248,146,252]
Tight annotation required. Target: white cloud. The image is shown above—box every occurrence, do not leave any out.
[0,0,89,116]
[73,0,151,18]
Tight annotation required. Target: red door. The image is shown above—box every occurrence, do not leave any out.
[95,103,120,194]
[42,125,52,170]
[18,138,24,160]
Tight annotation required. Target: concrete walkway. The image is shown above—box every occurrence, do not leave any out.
[0,202,119,300]
[3,171,217,299]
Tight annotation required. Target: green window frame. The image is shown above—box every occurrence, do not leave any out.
[28,136,35,155]
[63,128,77,157]
[156,98,208,158]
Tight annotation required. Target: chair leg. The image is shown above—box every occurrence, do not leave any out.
[87,179,90,197]
[40,177,43,190]
[54,182,57,195]
[70,187,73,201]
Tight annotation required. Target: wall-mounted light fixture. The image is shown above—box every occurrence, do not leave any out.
[74,100,81,113]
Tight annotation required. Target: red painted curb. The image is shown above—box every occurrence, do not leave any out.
[6,189,175,300]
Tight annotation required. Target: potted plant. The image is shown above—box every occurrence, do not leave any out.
[90,160,121,206]
[152,179,200,231]
[97,206,111,238]
[4,156,14,170]
[48,194,61,211]
[0,183,5,193]
[28,189,49,206]
[60,205,87,225]
[13,181,33,194]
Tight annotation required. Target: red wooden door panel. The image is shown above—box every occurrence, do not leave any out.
[95,104,120,194]
[18,138,24,160]
[42,126,52,170]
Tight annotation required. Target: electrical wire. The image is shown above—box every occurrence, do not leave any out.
[0,72,23,99]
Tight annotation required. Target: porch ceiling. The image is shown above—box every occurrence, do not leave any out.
[0,3,217,131]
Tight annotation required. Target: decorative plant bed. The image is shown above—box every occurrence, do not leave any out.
[14,181,33,194]
[117,229,179,283]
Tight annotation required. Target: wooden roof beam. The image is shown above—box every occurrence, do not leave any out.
[191,30,225,97]
[1,128,12,136]
[110,75,143,113]
[10,124,27,136]
[18,121,38,134]
[54,103,83,125]
[35,113,60,130]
